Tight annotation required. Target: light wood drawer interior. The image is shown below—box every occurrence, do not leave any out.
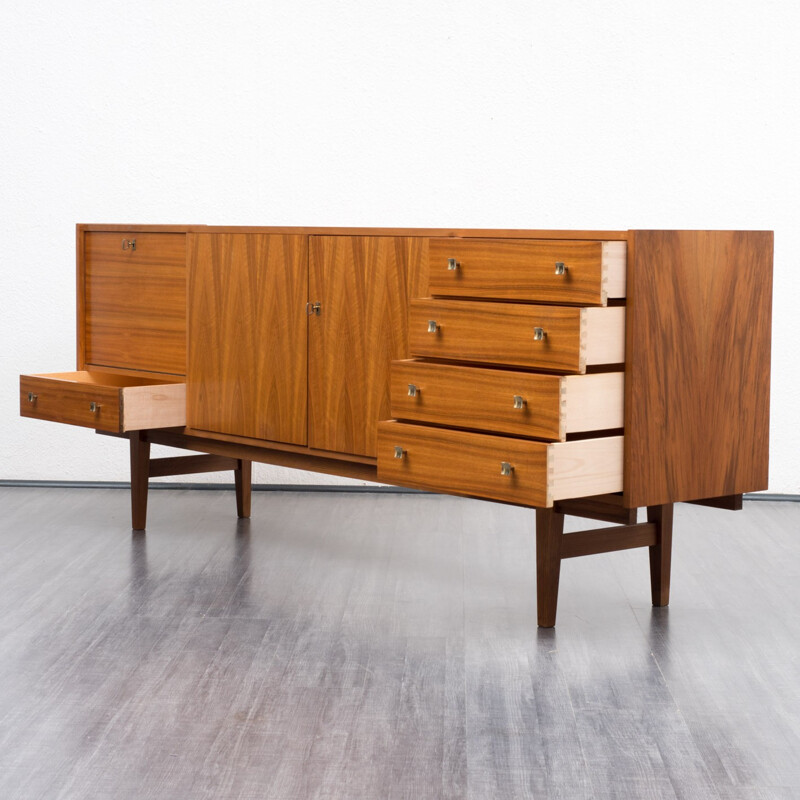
[428,238,626,305]
[20,371,185,433]
[378,421,623,507]
[391,360,624,441]
[84,232,187,376]
[409,299,625,373]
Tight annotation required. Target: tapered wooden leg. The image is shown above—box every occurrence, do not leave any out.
[536,507,565,628]
[647,503,674,606]
[130,432,151,531]
[234,459,252,518]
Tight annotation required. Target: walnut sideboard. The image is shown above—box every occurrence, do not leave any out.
[19,225,773,626]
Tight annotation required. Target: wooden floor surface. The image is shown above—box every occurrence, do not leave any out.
[0,487,798,799]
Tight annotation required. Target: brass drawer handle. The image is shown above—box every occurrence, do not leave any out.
[89,402,102,413]
[306,302,321,316]
[121,238,136,251]
[427,320,440,333]
[500,462,514,476]
[407,384,420,398]
[533,327,547,341]
[513,395,526,409]
[447,258,460,271]
[555,261,568,275]
[27,392,38,403]
[394,446,405,459]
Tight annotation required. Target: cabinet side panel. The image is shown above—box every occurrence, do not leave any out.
[308,236,424,457]
[624,230,773,506]
[77,225,86,369]
[186,233,308,445]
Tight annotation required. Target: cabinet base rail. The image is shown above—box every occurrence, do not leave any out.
[122,430,673,627]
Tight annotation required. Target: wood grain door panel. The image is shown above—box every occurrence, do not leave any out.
[308,236,426,457]
[84,232,186,375]
[187,234,308,445]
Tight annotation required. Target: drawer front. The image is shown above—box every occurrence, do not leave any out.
[84,232,186,375]
[378,421,551,506]
[428,238,626,305]
[20,375,121,432]
[20,371,186,433]
[409,299,625,373]
[410,299,581,371]
[378,422,624,507]
[391,360,565,440]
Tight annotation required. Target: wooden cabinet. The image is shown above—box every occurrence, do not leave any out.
[186,233,308,445]
[26,224,774,501]
[18,224,774,626]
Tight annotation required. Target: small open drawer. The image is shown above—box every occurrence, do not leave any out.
[377,421,624,507]
[20,371,186,433]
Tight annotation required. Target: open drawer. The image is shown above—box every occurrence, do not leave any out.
[390,359,624,441]
[20,371,186,433]
[377,421,623,507]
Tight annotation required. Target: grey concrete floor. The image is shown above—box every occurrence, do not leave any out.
[0,487,798,799]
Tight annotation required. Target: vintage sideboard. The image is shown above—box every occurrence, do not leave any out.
[19,225,773,626]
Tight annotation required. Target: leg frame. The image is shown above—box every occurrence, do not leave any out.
[535,495,675,627]
[128,432,251,530]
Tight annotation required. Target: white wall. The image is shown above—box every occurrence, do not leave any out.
[2,0,798,492]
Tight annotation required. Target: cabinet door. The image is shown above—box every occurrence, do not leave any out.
[308,236,425,457]
[187,233,308,445]
[84,232,186,375]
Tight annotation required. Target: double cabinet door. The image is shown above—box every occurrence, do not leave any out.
[186,233,424,458]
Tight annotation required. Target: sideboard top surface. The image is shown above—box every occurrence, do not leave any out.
[76,224,773,240]
[77,224,630,239]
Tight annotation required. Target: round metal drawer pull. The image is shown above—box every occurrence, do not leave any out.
[89,402,102,413]
[513,395,526,409]
[393,446,406,459]
[500,462,514,476]
[533,327,547,341]
[427,320,440,333]
[121,238,137,251]
[555,261,568,275]
[27,392,38,403]
[407,384,420,398]
[447,258,460,271]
